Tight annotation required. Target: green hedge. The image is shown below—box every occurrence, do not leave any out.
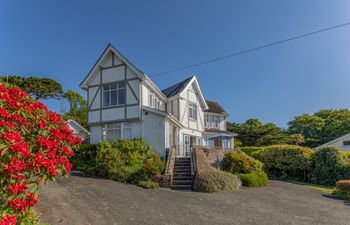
[222,151,262,174]
[311,146,343,186]
[73,139,165,184]
[255,145,314,181]
[193,148,241,193]
[137,179,160,189]
[240,147,265,157]
[240,171,269,187]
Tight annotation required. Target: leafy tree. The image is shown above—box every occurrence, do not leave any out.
[288,109,350,148]
[227,119,291,146]
[0,75,63,100]
[62,90,87,128]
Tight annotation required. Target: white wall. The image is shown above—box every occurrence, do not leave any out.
[179,83,205,132]
[141,83,165,111]
[141,109,166,156]
[90,125,102,144]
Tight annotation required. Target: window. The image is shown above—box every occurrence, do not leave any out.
[103,122,131,142]
[214,116,220,128]
[205,115,220,128]
[344,141,350,146]
[148,91,161,109]
[103,83,125,107]
[188,103,197,120]
[195,137,202,146]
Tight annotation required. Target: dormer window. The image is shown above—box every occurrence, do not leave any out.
[103,83,125,107]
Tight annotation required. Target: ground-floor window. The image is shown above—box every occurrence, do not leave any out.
[222,139,232,149]
[103,122,131,142]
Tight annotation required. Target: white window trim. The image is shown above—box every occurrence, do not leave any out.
[103,83,126,107]
[103,122,131,142]
[188,103,197,121]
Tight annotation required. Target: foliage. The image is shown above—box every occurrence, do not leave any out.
[193,148,241,193]
[311,146,343,186]
[0,75,64,100]
[73,140,165,184]
[288,109,350,148]
[0,83,81,224]
[137,179,160,189]
[240,146,265,157]
[256,145,314,181]
[240,171,269,187]
[62,90,88,129]
[227,119,291,146]
[222,151,262,174]
[334,180,350,200]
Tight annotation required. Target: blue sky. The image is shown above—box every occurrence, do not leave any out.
[1,1,350,127]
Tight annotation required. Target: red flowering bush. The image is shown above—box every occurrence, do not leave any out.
[0,83,81,225]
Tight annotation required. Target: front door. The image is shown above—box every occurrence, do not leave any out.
[182,135,191,157]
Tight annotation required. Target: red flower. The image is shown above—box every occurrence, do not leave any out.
[8,182,27,195]
[0,215,17,225]
[5,158,26,175]
[10,142,30,158]
[0,108,10,118]
[2,132,22,143]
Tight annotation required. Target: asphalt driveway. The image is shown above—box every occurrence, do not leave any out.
[37,174,350,225]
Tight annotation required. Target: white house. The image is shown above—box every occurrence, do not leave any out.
[316,133,350,151]
[80,44,236,157]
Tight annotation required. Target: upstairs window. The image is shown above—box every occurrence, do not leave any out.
[103,83,125,107]
[206,115,220,128]
[149,91,161,109]
[188,103,197,120]
[214,116,220,128]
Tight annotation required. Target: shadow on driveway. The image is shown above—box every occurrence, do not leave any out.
[37,175,350,225]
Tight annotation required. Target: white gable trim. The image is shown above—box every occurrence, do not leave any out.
[169,76,208,110]
[80,44,146,89]
[67,119,90,135]
[316,132,350,149]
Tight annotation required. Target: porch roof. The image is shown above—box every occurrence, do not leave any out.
[208,134,234,140]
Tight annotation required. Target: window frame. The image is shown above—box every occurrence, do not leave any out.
[102,82,126,107]
[188,102,197,121]
[103,122,132,142]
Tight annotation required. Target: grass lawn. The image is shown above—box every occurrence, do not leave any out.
[286,180,335,195]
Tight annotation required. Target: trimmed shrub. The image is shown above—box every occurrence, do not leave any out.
[311,146,343,186]
[334,180,350,199]
[240,146,265,157]
[240,171,269,187]
[193,148,241,193]
[256,145,314,181]
[137,179,160,189]
[222,151,262,174]
[194,170,241,193]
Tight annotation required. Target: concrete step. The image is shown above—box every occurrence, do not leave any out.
[172,180,192,186]
[174,165,191,169]
[173,177,192,182]
[173,173,192,178]
[171,184,192,190]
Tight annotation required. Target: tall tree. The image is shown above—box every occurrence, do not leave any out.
[63,90,87,128]
[0,75,63,100]
[227,119,291,146]
[288,109,350,148]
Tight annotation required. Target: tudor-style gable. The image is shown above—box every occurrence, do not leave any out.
[81,44,144,126]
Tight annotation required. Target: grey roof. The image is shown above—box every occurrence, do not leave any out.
[161,76,194,98]
[205,100,227,115]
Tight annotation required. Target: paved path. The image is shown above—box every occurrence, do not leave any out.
[37,175,350,225]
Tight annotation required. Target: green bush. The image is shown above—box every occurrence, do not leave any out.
[240,147,265,157]
[334,180,350,200]
[137,179,160,189]
[240,171,269,187]
[73,139,165,185]
[222,151,262,174]
[311,146,343,186]
[194,170,241,193]
[193,148,241,193]
[256,145,314,181]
